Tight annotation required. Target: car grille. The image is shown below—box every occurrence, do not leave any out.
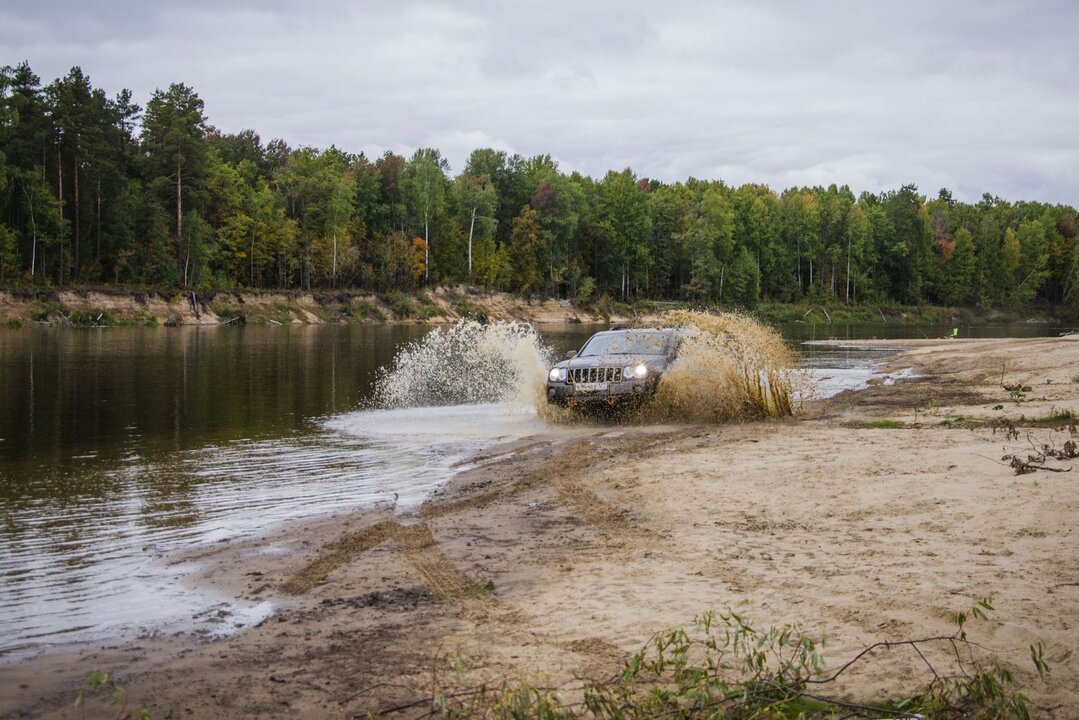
[570,367,623,384]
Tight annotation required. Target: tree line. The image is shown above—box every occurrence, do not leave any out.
[2,61,1078,310]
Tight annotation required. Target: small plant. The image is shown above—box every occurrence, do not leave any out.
[865,419,904,429]
[1049,408,1076,423]
[6,318,23,329]
[991,417,1021,441]
[74,670,151,720]
[913,399,936,421]
[577,276,597,302]
[70,309,112,327]
[268,310,293,325]
[463,579,496,597]
[215,306,245,324]
[382,291,419,319]
[1072,374,1079,384]
[939,415,980,429]
[31,301,66,323]
[351,300,386,322]
[366,601,1047,719]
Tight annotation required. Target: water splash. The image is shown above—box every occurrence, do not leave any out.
[373,320,553,409]
[639,310,798,422]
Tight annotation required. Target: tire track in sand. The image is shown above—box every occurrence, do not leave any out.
[281,430,685,596]
[281,520,489,602]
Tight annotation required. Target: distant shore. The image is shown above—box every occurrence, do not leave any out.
[1,286,1073,330]
[0,286,613,328]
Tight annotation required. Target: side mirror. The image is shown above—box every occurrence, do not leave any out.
[565,350,578,359]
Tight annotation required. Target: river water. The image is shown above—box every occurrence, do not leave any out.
[0,321,1066,657]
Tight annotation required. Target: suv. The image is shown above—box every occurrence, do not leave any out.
[546,328,682,408]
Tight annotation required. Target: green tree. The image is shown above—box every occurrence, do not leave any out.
[725,245,761,306]
[942,227,977,305]
[597,169,652,299]
[699,184,735,300]
[648,182,693,298]
[679,184,737,303]
[140,82,209,285]
[326,168,355,287]
[740,187,782,289]
[454,171,497,283]
[880,185,933,303]
[0,224,16,282]
[816,184,855,296]
[844,203,873,303]
[402,148,449,283]
[509,204,542,292]
[781,190,820,297]
[1013,218,1049,306]
[471,233,511,289]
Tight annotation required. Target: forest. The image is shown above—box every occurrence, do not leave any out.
[2,61,1078,311]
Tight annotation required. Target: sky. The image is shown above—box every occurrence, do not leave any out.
[3,0,1077,205]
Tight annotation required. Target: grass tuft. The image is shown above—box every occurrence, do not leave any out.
[865,419,904,429]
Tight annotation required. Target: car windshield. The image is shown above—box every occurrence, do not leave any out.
[578,332,668,357]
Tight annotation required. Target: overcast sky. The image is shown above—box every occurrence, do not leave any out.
[3,0,1077,204]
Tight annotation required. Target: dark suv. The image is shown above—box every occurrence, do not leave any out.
[546,328,682,408]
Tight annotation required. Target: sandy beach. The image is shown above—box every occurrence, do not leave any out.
[2,336,1077,718]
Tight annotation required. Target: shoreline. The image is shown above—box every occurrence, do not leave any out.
[0,286,621,328]
[1,338,1078,718]
[2,286,1074,330]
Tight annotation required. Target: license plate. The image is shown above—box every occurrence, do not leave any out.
[576,382,608,392]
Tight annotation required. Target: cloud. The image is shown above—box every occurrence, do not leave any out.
[3,0,1077,204]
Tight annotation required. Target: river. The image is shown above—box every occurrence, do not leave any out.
[0,320,1066,658]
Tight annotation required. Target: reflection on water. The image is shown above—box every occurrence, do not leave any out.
[1,400,550,656]
[0,325,431,492]
[0,325,578,657]
[0,321,1065,656]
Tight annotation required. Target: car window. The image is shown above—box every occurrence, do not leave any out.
[578,332,669,357]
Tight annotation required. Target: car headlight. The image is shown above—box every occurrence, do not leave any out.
[549,367,567,382]
[623,363,648,379]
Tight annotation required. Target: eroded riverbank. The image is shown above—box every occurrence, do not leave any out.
[0,287,613,328]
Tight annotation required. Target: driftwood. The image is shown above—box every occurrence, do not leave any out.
[1003,382,1032,392]
[1002,434,1078,475]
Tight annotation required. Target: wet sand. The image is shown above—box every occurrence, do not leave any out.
[2,337,1078,718]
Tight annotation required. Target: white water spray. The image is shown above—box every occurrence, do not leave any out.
[372,320,553,409]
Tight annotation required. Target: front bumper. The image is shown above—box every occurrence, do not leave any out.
[546,378,657,406]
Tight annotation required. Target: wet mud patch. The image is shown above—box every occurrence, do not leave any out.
[319,586,434,611]
[817,374,990,419]
[282,519,499,605]
[281,520,396,595]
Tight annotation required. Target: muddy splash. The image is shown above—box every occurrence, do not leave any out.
[372,314,797,424]
[373,320,553,409]
[638,310,797,422]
